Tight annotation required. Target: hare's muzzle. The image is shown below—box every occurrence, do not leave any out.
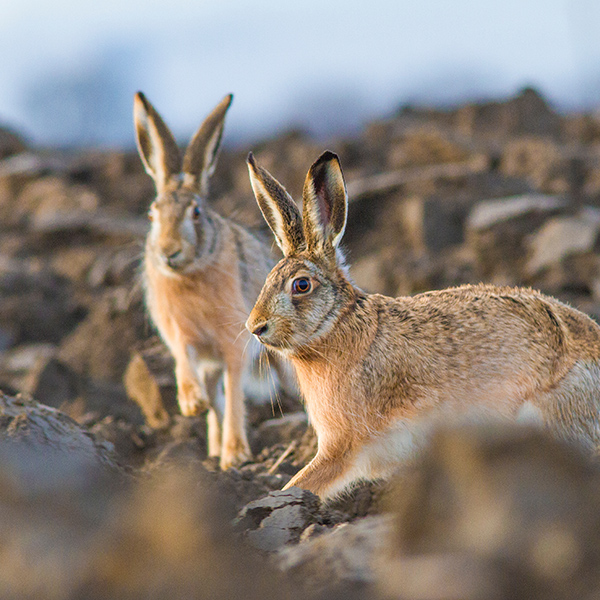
[156,239,195,270]
[165,249,183,268]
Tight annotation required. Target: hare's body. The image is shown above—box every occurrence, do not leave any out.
[246,151,600,497]
[144,206,273,464]
[135,93,283,468]
[289,283,600,496]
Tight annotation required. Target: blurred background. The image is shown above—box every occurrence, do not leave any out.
[2,0,600,147]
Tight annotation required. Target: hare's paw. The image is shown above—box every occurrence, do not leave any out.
[177,381,209,417]
[220,437,252,470]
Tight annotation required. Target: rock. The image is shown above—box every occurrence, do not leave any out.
[86,245,142,288]
[17,175,99,227]
[58,288,146,383]
[124,341,177,428]
[90,416,148,467]
[526,208,600,276]
[21,355,81,409]
[0,263,85,345]
[454,87,561,140]
[236,487,322,551]
[398,194,471,253]
[563,113,600,145]
[255,412,309,449]
[48,245,101,282]
[0,126,27,159]
[31,208,148,239]
[0,126,27,160]
[466,194,568,282]
[0,393,119,484]
[386,125,473,169]
[500,137,576,194]
[467,194,566,231]
[351,252,390,294]
[379,423,600,600]
[211,467,275,516]
[278,515,393,589]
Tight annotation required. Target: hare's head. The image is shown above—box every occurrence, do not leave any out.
[134,92,232,274]
[245,151,353,354]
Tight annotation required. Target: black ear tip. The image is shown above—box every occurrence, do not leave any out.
[310,150,341,174]
[322,150,339,160]
[317,150,340,166]
[134,91,151,111]
[247,151,256,167]
[223,93,234,108]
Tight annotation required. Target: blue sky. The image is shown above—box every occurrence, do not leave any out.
[2,0,600,146]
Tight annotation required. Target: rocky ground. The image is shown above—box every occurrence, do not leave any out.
[3,87,600,598]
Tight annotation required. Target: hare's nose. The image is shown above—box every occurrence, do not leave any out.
[251,322,268,337]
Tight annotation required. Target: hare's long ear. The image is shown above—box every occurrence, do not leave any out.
[133,92,182,191]
[302,151,348,257]
[247,153,306,257]
[182,94,232,197]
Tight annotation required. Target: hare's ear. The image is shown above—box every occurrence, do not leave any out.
[182,94,232,197]
[302,151,347,256]
[133,92,182,191]
[247,153,306,257]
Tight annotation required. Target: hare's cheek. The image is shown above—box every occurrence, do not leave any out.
[180,219,198,246]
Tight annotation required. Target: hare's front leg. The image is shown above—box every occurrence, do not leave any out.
[220,359,251,469]
[282,448,355,498]
[196,364,225,458]
[174,352,208,417]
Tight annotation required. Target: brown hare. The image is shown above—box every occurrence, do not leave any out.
[245,150,600,498]
[134,92,284,469]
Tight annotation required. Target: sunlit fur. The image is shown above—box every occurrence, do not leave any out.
[246,150,600,498]
[135,92,290,469]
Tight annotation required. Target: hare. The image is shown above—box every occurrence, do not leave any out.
[245,150,600,498]
[134,92,286,469]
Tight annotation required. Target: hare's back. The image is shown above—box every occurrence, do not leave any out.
[392,283,600,361]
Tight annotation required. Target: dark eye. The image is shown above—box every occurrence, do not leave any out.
[291,277,312,295]
[192,205,201,219]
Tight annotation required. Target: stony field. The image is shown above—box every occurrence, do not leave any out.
[2,88,600,598]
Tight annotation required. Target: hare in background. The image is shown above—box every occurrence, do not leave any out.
[246,150,600,498]
[134,92,290,469]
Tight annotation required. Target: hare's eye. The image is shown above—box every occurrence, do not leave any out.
[148,209,154,221]
[291,277,312,295]
[192,205,201,219]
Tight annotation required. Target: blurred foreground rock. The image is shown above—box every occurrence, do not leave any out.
[379,424,600,600]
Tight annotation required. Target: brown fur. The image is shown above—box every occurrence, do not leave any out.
[246,151,600,497]
[135,93,276,469]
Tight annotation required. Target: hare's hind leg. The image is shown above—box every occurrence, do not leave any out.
[534,360,600,453]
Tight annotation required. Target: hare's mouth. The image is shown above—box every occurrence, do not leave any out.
[159,247,197,271]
